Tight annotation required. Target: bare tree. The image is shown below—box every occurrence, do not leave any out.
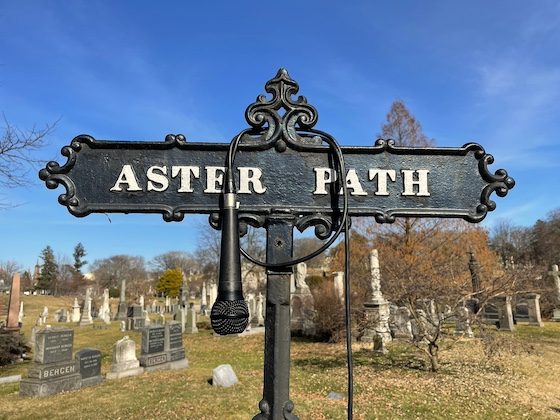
[90,255,149,296]
[0,115,55,206]
[149,251,195,279]
[0,260,22,287]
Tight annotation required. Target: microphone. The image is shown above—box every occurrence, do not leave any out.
[210,173,249,335]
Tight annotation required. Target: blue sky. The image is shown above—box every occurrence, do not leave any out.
[1,1,559,272]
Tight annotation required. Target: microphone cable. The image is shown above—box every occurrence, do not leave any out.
[224,129,354,419]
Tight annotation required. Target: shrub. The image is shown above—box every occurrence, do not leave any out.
[312,281,345,342]
[0,331,30,366]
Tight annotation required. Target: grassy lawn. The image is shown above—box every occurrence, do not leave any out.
[1,295,559,419]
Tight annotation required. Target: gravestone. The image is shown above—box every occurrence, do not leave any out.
[173,305,187,333]
[200,283,207,315]
[290,263,316,337]
[139,295,145,310]
[185,303,198,334]
[78,288,93,326]
[75,348,103,386]
[256,292,265,326]
[494,296,515,331]
[212,364,238,388]
[126,304,145,331]
[71,298,81,323]
[454,306,474,338]
[139,325,169,371]
[56,308,68,323]
[389,306,413,339]
[18,301,24,326]
[165,321,188,370]
[362,250,392,350]
[20,328,81,396]
[40,306,48,325]
[5,272,21,330]
[99,288,111,324]
[519,293,544,327]
[208,282,218,310]
[333,272,344,302]
[106,336,144,379]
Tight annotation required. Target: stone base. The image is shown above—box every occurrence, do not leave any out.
[115,302,128,321]
[169,359,188,370]
[19,373,81,397]
[78,318,93,326]
[106,366,144,380]
[553,309,560,322]
[139,351,169,370]
[528,321,544,327]
[81,376,104,387]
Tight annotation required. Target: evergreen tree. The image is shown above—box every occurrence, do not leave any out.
[156,268,183,297]
[73,242,87,273]
[37,245,58,292]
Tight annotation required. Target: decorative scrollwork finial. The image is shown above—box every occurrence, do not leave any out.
[244,68,318,149]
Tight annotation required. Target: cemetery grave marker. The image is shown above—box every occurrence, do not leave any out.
[39,69,514,419]
[20,328,81,397]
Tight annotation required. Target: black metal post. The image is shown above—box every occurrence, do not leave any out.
[254,214,298,420]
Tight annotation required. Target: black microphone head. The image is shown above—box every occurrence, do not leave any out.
[210,299,250,335]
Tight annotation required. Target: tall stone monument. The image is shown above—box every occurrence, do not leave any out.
[362,250,392,351]
[290,263,315,336]
[115,278,128,321]
[5,272,21,330]
[99,288,111,324]
[333,272,344,302]
[200,282,208,315]
[78,287,93,326]
[71,297,81,323]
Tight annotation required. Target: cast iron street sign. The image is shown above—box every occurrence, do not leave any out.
[40,69,514,226]
[39,69,514,420]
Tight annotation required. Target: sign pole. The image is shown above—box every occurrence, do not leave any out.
[254,215,298,420]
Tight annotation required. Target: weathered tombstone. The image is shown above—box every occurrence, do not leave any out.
[200,282,207,315]
[333,272,344,302]
[494,296,515,331]
[120,320,126,332]
[99,288,111,324]
[18,301,24,326]
[256,292,265,326]
[520,293,544,327]
[40,306,49,325]
[39,69,515,419]
[549,264,560,322]
[5,272,21,330]
[185,303,199,334]
[290,263,316,337]
[126,304,145,331]
[115,279,128,321]
[139,325,168,371]
[173,305,187,333]
[482,301,500,325]
[165,296,171,314]
[71,298,81,323]
[454,306,474,338]
[75,348,103,387]
[212,364,238,388]
[143,309,151,326]
[390,306,413,339]
[56,308,68,323]
[208,282,218,310]
[78,287,93,326]
[106,336,144,379]
[20,328,81,396]
[165,321,188,370]
[362,250,391,350]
